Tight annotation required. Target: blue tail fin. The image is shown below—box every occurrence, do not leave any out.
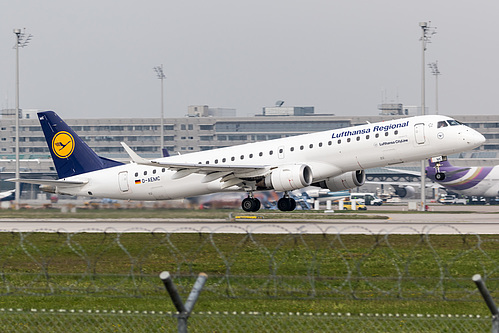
[38,111,124,179]
[162,148,170,157]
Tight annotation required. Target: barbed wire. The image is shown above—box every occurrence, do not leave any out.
[0,225,497,301]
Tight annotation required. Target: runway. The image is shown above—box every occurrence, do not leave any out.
[1,210,499,234]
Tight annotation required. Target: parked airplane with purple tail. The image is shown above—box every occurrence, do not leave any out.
[426,159,499,198]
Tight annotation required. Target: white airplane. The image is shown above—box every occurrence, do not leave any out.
[0,183,23,202]
[0,189,15,201]
[8,111,485,212]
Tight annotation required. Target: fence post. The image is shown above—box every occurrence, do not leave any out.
[472,274,499,333]
[160,271,208,333]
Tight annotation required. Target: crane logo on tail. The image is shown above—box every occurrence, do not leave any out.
[52,131,75,158]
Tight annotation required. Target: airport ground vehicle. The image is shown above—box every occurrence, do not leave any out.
[438,194,467,205]
[341,200,367,210]
[350,193,383,206]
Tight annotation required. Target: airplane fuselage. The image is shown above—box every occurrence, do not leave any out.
[56,115,484,200]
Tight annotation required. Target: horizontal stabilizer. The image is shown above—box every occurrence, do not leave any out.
[6,178,88,187]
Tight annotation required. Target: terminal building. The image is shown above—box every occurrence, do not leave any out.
[0,104,498,194]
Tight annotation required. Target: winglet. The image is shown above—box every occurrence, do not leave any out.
[120,142,151,164]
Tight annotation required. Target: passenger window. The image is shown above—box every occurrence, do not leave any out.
[162,168,165,172]
[269,150,273,155]
[300,145,304,150]
[319,142,323,147]
[231,157,235,161]
[144,171,147,175]
[153,169,156,174]
[215,159,218,164]
[394,130,398,135]
[240,155,244,160]
[259,152,263,157]
[279,148,283,153]
[249,154,253,158]
[356,136,360,141]
[366,135,370,140]
[290,147,295,152]
[309,144,313,149]
[328,141,332,145]
[222,158,226,162]
[337,139,341,144]
[135,172,138,177]
[347,138,351,143]
[385,132,389,136]
[205,161,209,164]
[375,133,379,138]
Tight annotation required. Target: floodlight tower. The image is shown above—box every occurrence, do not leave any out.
[13,28,32,210]
[428,61,441,115]
[419,22,437,211]
[153,65,166,153]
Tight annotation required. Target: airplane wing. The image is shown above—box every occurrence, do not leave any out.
[367,180,443,189]
[0,190,14,200]
[121,142,272,187]
[386,168,421,176]
[387,167,471,178]
[6,178,88,187]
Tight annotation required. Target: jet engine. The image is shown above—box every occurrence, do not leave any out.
[257,164,313,191]
[394,185,415,198]
[312,170,365,192]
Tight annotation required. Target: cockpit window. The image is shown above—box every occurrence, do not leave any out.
[437,121,448,128]
[448,119,462,126]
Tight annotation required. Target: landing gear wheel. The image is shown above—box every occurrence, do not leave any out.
[277,197,296,211]
[435,172,445,181]
[242,197,261,212]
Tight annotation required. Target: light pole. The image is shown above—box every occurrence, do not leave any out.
[419,22,436,211]
[13,28,32,210]
[153,65,166,154]
[428,61,441,115]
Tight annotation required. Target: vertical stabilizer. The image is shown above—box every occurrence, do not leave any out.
[38,111,123,179]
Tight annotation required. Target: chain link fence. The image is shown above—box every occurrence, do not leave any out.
[0,308,491,332]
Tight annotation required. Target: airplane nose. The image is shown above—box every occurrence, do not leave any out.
[469,129,486,147]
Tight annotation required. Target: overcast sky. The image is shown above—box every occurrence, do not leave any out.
[1,1,498,119]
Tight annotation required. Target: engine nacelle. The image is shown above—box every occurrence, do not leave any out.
[39,185,56,194]
[313,170,365,192]
[260,164,313,192]
[394,185,415,198]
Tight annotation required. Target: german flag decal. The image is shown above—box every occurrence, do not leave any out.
[135,179,141,185]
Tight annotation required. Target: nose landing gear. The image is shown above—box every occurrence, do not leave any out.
[431,156,446,181]
[434,162,446,181]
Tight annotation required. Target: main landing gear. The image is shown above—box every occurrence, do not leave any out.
[277,192,296,212]
[242,195,261,212]
[241,192,297,212]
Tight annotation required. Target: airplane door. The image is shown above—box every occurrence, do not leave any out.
[118,171,129,192]
[414,123,426,144]
[278,146,285,159]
